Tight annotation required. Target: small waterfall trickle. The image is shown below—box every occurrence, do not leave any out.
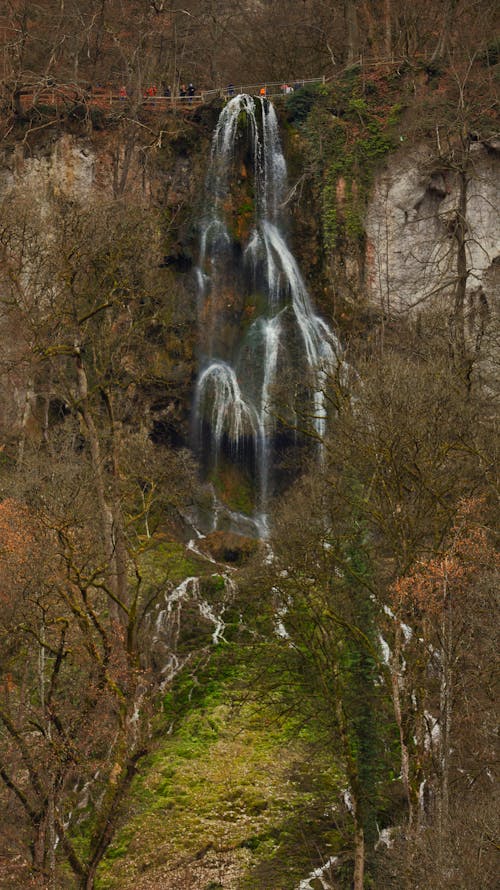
[194,95,342,536]
[149,574,233,686]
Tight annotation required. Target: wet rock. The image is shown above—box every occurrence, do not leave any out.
[198,531,259,564]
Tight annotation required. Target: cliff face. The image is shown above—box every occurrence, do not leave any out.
[1,112,498,444]
[4,118,498,315]
[0,120,211,445]
[0,133,96,198]
[365,140,500,315]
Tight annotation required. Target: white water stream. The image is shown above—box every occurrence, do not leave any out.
[148,574,233,688]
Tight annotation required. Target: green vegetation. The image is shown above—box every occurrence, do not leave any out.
[209,462,255,515]
[96,682,344,890]
[139,539,205,586]
[288,74,402,251]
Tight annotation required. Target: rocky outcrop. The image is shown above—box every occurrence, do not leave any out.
[365,142,500,315]
[0,123,208,446]
[1,116,499,449]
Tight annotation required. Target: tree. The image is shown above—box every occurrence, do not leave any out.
[242,473,394,889]
[240,308,498,885]
[0,186,200,887]
[390,498,499,829]
[0,467,151,889]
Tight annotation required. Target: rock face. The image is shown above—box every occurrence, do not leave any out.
[365,142,500,315]
[1,120,499,448]
[0,125,206,444]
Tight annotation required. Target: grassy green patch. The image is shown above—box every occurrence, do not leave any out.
[96,671,345,890]
[96,701,308,888]
[138,538,208,586]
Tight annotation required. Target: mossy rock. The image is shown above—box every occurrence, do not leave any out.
[200,531,259,564]
[138,539,207,585]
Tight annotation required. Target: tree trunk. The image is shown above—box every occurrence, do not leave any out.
[12,87,24,117]
[353,821,365,890]
[18,380,35,465]
[75,352,123,619]
[47,792,56,889]
[103,392,129,616]
[361,1,379,59]
[449,165,469,378]
[112,134,136,197]
[32,816,47,873]
[80,748,144,890]
[333,675,366,888]
[431,0,457,62]
[345,1,360,65]
[384,0,392,59]
[439,570,452,828]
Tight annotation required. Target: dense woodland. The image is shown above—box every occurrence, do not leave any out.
[0,2,499,889]
[1,1,499,101]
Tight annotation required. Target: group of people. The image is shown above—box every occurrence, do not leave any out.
[118,79,303,105]
[117,83,197,102]
[179,83,196,101]
[258,83,297,97]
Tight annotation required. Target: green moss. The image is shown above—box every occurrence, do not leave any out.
[209,461,255,514]
[293,77,400,252]
[93,624,350,890]
[199,573,226,598]
[138,539,205,586]
[238,197,254,215]
[96,698,315,888]
[322,174,338,252]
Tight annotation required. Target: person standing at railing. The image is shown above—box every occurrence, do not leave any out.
[143,84,157,105]
[259,86,266,97]
[227,82,235,96]
[187,83,195,102]
[119,85,127,100]
[180,84,187,99]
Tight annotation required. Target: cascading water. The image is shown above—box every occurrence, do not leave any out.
[194,95,342,536]
[148,574,233,687]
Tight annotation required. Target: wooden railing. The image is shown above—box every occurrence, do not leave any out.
[19,77,327,113]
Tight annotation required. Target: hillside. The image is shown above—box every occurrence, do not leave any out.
[0,6,499,889]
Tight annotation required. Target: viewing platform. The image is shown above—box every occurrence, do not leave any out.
[17,77,327,114]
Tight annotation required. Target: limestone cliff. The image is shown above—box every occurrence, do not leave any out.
[0,115,213,445]
[0,105,498,447]
[366,140,500,315]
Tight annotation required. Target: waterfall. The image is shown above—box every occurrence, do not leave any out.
[194,95,342,535]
